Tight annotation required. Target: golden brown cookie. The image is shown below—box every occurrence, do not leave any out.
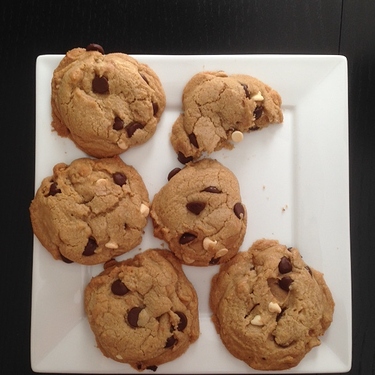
[170,71,283,163]
[150,159,247,266]
[84,249,200,371]
[29,156,149,265]
[210,239,334,371]
[51,44,166,158]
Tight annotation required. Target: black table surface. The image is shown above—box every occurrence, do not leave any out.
[1,1,374,374]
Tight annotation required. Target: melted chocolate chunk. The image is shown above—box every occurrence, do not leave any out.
[253,105,263,120]
[146,365,158,372]
[176,311,188,331]
[240,83,251,98]
[233,202,245,219]
[167,167,181,181]
[82,237,98,256]
[92,75,109,94]
[278,256,292,274]
[188,133,199,148]
[179,232,197,244]
[86,43,104,54]
[279,276,293,291]
[164,335,177,348]
[48,182,61,196]
[125,122,144,137]
[186,201,206,215]
[209,257,220,265]
[177,151,193,164]
[127,307,143,328]
[111,279,129,296]
[201,186,222,194]
[113,116,124,130]
[113,172,127,186]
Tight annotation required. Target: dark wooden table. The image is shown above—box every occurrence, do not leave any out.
[1,0,374,374]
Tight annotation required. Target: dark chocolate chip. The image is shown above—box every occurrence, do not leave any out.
[279,276,293,291]
[253,105,263,120]
[167,167,181,181]
[48,182,61,196]
[92,75,109,94]
[60,252,73,264]
[186,201,206,215]
[86,43,104,54]
[188,133,199,148]
[146,365,158,372]
[179,232,197,244]
[240,83,251,98]
[125,122,144,137]
[152,102,159,116]
[113,116,124,130]
[249,125,260,131]
[234,202,245,219]
[164,336,177,348]
[209,257,220,265]
[201,186,222,194]
[278,256,292,274]
[82,237,98,256]
[177,151,193,164]
[127,307,143,328]
[176,311,188,331]
[113,172,127,186]
[111,279,129,296]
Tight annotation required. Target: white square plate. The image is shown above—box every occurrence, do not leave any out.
[31,54,351,373]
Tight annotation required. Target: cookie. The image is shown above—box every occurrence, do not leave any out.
[84,249,200,371]
[150,159,247,266]
[30,156,149,265]
[170,71,283,163]
[209,239,334,371]
[51,44,166,158]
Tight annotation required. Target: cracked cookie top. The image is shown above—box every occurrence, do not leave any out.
[209,239,334,371]
[84,249,199,371]
[51,45,166,158]
[170,71,283,163]
[29,156,149,265]
[150,158,247,266]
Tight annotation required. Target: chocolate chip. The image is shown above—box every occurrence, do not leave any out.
[233,202,245,219]
[146,365,158,372]
[152,102,159,116]
[48,182,61,196]
[86,43,104,54]
[305,265,313,276]
[167,167,181,181]
[240,83,251,98]
[60,252,73,263]
[209,257,220,265]
[127,307,143,328]
[125,122,144,137]
[186,201,206,215]
[176,311,188,331]
[254,105,263,120]
[164,336,177,348]
[188,133,199,148]
[111,279,129,296]
[249,125,260,131]
[92,75,109,94]
[113,172,127,186]
[278,256,292,274]
[179,232,197,244]
[279,276,293,291]
[82,237,97,256]
[177,151,193,164]
[201,186,222,194]
[113,116,124,130]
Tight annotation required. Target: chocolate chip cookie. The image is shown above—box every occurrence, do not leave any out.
[210,239,334,371]
[84,249,200,371]
[51,44,166,158]
[30,156,149,265]
[170,71,283,163]
[150,159,247,266]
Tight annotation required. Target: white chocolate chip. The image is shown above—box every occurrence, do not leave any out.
[250,315,264,326]
[215,248,228,258]
[203,237,217,250]
[95,178,110,196]
[117,138,128,150]
[231,130,244,143]
[140,203,150,217]
[116,354,123,360]
[105,241,118,249]
[252,91,264,101]
[268,301,282,313]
